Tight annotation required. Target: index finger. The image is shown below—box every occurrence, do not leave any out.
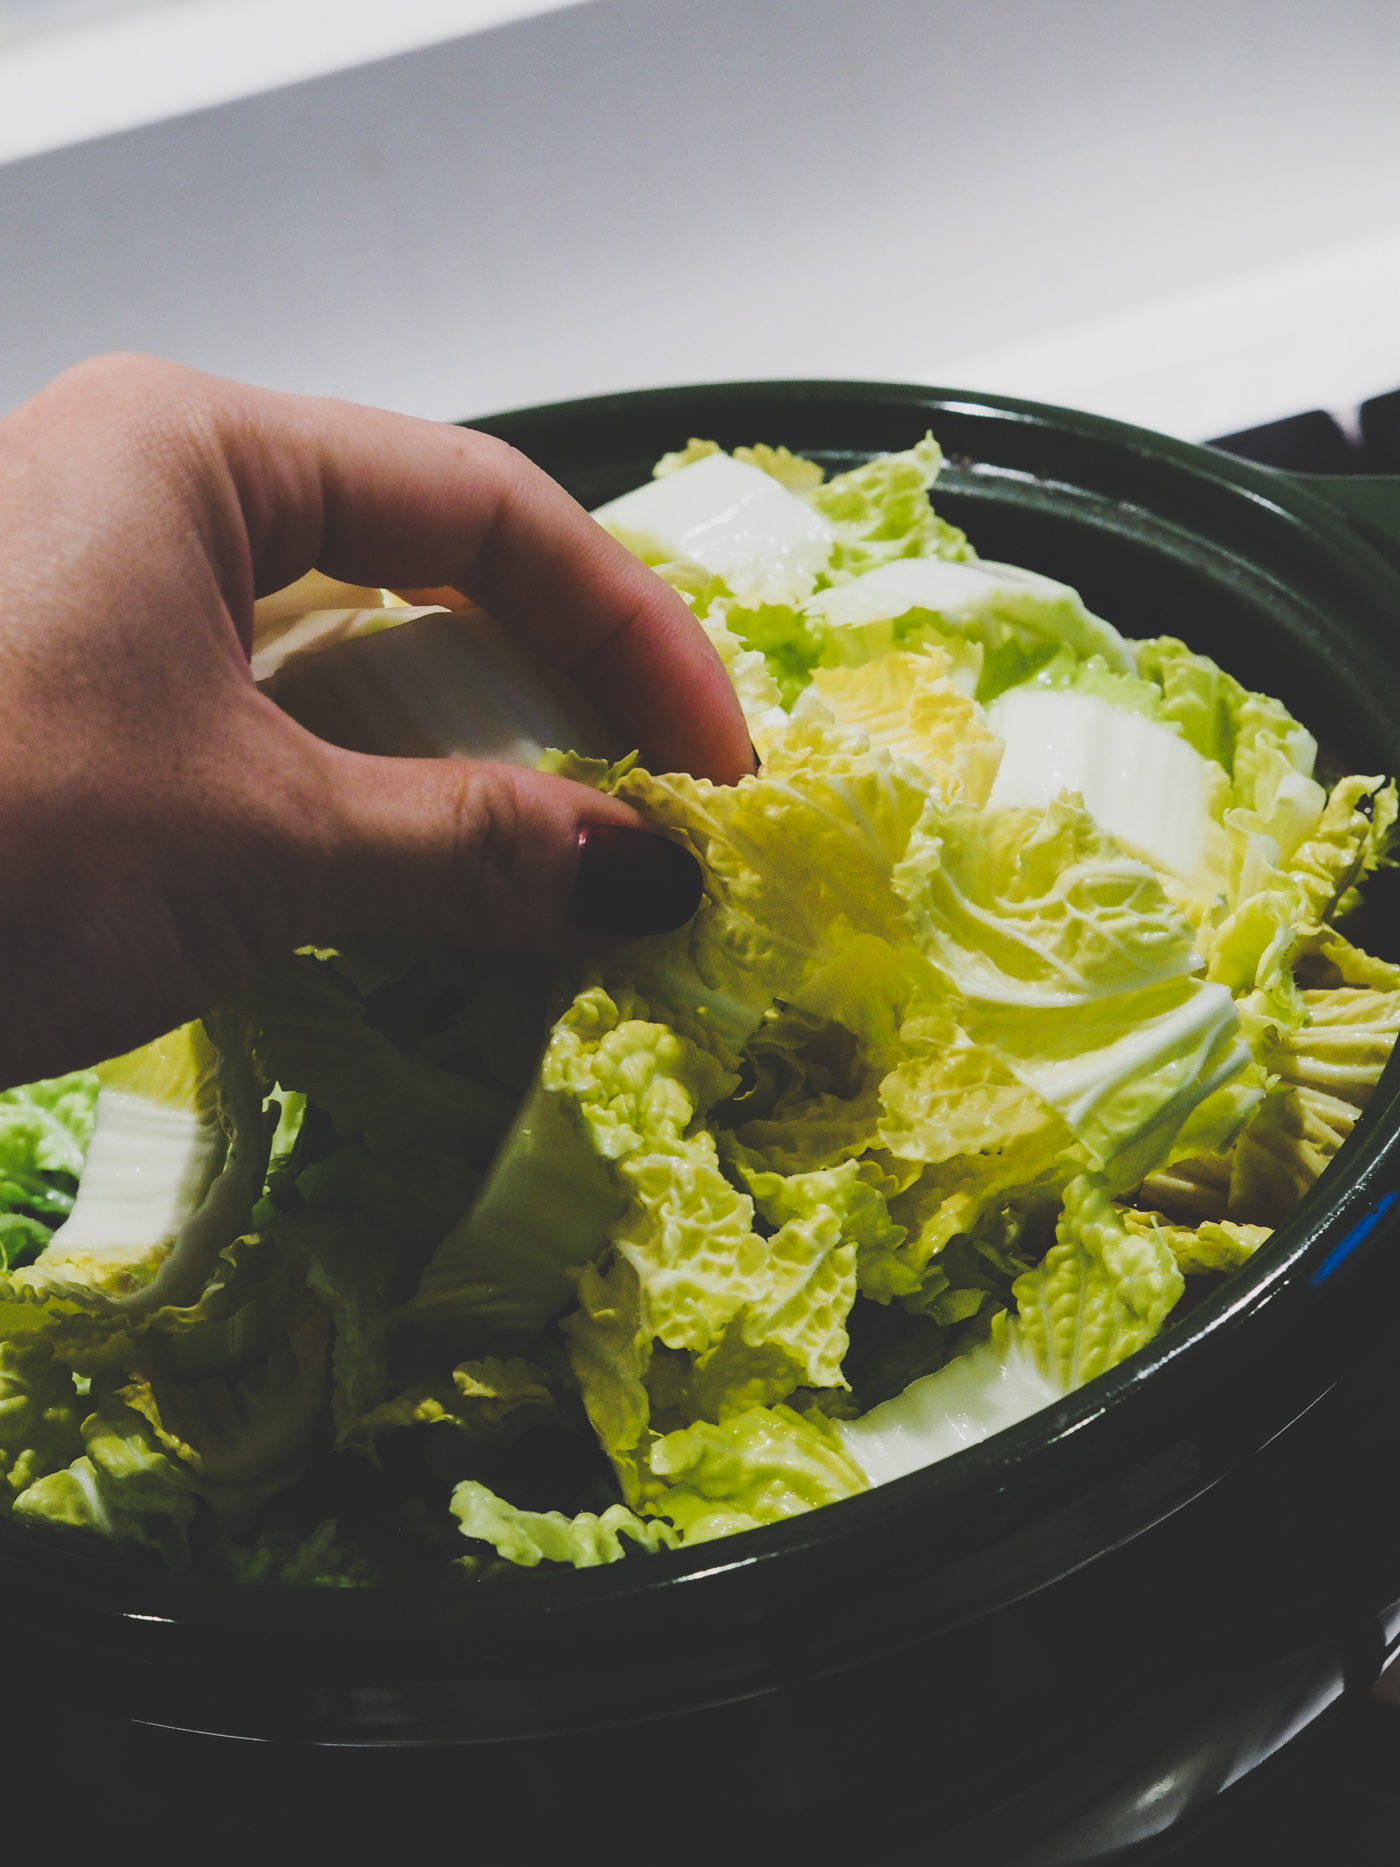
[211,373,754,786]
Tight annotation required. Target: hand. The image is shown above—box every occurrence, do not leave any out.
[0,354,752,1087]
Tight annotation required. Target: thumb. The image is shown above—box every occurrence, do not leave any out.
[303,744,704,950]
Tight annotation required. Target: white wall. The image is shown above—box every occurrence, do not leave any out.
[2,0,1399,434]
[0,1,585,160]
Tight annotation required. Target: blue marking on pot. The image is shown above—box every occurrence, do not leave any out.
[1309,1190,1399,1286]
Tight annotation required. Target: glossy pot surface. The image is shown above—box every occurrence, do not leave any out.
[9,383,1400,1856]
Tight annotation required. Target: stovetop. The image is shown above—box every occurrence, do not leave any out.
[1209,386,1400,477]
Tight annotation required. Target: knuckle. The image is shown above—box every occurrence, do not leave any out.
[447,765,522,927]
[32,355,220,479]
[50,352,183,411]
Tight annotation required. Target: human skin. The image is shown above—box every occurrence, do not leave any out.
[0,354,752,1089]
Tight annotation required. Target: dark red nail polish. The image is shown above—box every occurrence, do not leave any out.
[573,825,704,935]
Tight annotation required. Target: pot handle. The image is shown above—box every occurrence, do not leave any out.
[1288,473,1400,572]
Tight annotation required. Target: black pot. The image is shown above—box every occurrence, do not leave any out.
[9,383,1400,1860]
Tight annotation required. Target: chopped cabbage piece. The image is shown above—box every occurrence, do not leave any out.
[4,430,1392,1579]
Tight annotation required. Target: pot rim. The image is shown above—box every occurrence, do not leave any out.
[7,379,1400,1675]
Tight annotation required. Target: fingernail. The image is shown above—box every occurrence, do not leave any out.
[573,825,704,935]
[749,737,762,774]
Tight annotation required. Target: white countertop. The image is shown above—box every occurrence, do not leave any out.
[1,0,1398,439]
